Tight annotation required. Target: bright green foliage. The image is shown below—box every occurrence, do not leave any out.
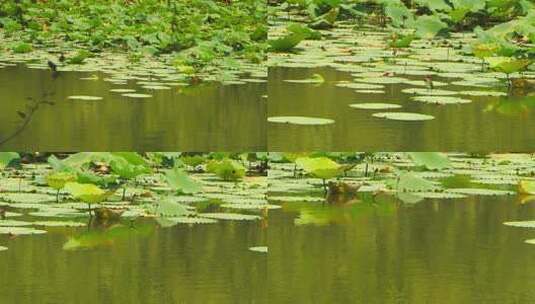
[519,180,535,195]
[46,172,77,190]
[295,157,343,179]
[410,15,448,39]
[269,31,307,52]
[109,156,151,180]
[64,182,115,204]
[165,168,203,194]
[11,42,32,53]
[0,152,19,169]
[206,159,246,181]
[486,56,533,74]
[0,0,266,68]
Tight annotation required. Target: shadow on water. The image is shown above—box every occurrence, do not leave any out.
[268,67,535,151]
[0,218,267,304]
[0,65,266,151]
[268,194,535,304]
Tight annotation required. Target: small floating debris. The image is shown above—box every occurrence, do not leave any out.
[349,103,402,110]
[249,246,268,253]
[372,112,435,121]
[267,116,335,125]
[67,95,103,101]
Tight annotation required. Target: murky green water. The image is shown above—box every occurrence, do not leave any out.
[0,65,266,151]
[268,67,535,151]
[268,195,535,303]
[0,218,267,304]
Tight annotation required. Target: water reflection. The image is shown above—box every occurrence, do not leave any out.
[0,65,266,150]
[0,218,267,303]
[268,67,535,151]
[268,194,535,303]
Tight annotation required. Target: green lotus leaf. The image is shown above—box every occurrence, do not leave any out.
[64,182,115,204]
[295,157,343,180]
[46,172,77,190]
[409,152,452,170]
[485,56,532,74]
[165,168,203,194]
[206,159,246,181]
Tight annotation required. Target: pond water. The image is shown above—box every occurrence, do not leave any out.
[0,65,266,151]
[0,218,267,304]
[268,67,535,151]
[268,195,535,303]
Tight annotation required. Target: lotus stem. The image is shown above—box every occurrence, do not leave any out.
[88,203,92,217]
[56,189,60,203]
[322,179,327,196]
[122,187,126,200]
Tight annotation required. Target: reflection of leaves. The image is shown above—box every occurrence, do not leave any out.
[63,223,154,250]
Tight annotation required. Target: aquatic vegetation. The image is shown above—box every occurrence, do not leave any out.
[0,0,267,76]
[267,116,334,125]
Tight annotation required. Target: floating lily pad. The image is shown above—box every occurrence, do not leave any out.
[164,217,218,224]
[267,116,334,125]
[336,83,384,89]
[447,188,515,196]
[349,103,402,110]
[0,246,6,251]
[402,88,458,96]
[459,90,507,97]
[0,220,32,227]
[110,89,136,93]
[249,246,268,253]
[525,239,535,244]
[415,192,467,199]
[0,227,47,235]
[142,85,170,90]
[67,95,103,101]
[121,93,152,98]
[0,193,56,204]
[198,213,261,221]
[221,203,281,210]
[372,112,435,121]
[503,221,535,228]
[411,96,472,105]
[32,221,87,227]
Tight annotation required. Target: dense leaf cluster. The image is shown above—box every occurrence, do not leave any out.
[0,0,267,66]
